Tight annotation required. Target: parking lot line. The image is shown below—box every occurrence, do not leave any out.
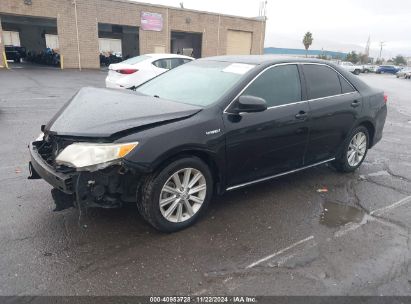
[246,235,315,269]
[247,195,411,270]
[370,195,411,216]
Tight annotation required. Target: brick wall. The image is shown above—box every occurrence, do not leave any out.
[0,0,266,69]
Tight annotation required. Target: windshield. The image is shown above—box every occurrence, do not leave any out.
[121,55,151,65]
[136,60,255,106]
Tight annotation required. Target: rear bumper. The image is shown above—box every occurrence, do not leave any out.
[29,142,74,194]
[105,76,123,89]
[371,105,387,148]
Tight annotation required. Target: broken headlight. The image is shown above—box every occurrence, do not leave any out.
[55,142,138,170]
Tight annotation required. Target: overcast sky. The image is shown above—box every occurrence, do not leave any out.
[138,0,411,59]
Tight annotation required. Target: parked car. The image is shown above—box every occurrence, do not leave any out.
[339,61,363,75]
[396,67,411,79]
[376,65,400,74]
[26,48,60,66]
[5,45,26,63]
[29,57,387,232]
[362,65,377,73]
[100,53,123,67]
[105,53,194,89]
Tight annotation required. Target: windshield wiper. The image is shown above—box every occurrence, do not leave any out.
[153,95,160,98]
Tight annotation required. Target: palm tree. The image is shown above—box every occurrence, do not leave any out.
[303,32,313,57]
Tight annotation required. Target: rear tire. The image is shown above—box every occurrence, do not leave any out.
[333,126,369,173]
[354,69,360,75]
[137,157,213,232]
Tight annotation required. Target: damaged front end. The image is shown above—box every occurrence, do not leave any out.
[29,135,140,212]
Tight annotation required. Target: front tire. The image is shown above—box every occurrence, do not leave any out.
[137,157,213,232]
[333,126,369,173]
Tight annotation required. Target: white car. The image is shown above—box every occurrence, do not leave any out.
[105,54,194,89]
[339,61,363,75]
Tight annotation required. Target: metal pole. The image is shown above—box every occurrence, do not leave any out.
[166,8,169,53]
[217,15,221,55]
[74,0,82,70]
[2,51,9,69]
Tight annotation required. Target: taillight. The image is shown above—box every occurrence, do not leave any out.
[383,93,388,103]
[116,69,138,74]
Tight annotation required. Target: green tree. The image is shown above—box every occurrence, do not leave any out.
[346,51,359,64]
[302,32,313,57]
[393,55,406,66]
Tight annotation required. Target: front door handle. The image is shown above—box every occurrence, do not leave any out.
[295,111,308,120]
[351,100,361,108]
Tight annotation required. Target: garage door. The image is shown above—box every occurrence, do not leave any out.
[99,38,122,55]
[45,34,59,50]
[226,30,252,55]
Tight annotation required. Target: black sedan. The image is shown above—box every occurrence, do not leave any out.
[29,56,387,232]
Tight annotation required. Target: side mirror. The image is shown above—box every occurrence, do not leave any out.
[231,95,268,114]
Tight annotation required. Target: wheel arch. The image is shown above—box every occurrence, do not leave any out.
[357,120,375,148]
[150,147,225,195]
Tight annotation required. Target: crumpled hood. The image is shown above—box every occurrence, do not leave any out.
[45,87,202,138]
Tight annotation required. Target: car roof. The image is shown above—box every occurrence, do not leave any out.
[198,55,372,93]
[198,55,334,66]
[145,53,194,60]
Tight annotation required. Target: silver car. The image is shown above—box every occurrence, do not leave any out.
[396,67,411,79]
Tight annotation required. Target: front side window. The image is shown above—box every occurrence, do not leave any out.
[303,64,342,99]
[242,64,302,107]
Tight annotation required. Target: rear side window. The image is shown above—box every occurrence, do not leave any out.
[152,59,170,69]
[242,64,302,107]
[339,75,355,93]
[303,65,341,99]
[170,58,186,69]
[152,58,190,70]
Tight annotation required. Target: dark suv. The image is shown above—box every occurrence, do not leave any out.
[5,45,26,63]
[29,56,387,232]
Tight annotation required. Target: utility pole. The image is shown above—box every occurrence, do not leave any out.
[364,35,370,57]
[258,1,267,55]
[379,41,385,62]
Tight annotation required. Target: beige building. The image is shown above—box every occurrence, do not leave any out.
[0,0,266,69]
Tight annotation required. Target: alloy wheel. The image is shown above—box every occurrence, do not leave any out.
[347,131,367,167]
[159,168,207,223]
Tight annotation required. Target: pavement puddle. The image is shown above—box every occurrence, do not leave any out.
[320,201,365,228]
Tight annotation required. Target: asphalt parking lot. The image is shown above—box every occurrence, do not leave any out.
[0,67,410,296]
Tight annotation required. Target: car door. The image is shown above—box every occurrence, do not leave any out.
[224,64,310,187]
[301,63,362,164]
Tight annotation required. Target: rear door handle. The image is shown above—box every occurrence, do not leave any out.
[351,100,361,108]
[295,111,308,120]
